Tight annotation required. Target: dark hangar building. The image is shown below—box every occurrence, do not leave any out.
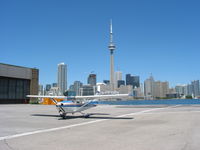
[0,63,39,104]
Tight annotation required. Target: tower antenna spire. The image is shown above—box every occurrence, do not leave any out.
[110,19,113,33]
[110,19,113,43]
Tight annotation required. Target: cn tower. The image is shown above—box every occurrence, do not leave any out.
[108,20,116,91]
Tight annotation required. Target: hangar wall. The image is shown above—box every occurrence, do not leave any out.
[0,63,39,104]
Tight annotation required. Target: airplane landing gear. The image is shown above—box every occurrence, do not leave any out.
[84,114,90,118]
[59,110,67,119]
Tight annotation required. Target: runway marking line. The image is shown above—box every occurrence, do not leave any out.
[0,105,180,141]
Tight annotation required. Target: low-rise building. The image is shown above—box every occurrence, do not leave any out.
[0,63,39,104]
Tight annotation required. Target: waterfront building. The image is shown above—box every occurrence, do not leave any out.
[57,62,67,95]
[118,85,133,94]
[144,76,169,99]
[96,83,113,94]
[126,74,131,86]
[191,80,200,97]
[186,84,193,96]
[69,84,75,92]
[126,74,140,88]
[96,83,105,93]
[38,84,44,95]
[80,85,96,96]
[186,80,200,97]
[73,81,83,96]
[103,80,110,85]
[166,93,178,98]
[144,75,155,98]
[168,88,177,97]
[161,81,169,97]
[68,84,77,96]
[133,87,144,98]
[133,76,140,88]
[169,88,176,94]
[87,74,97,86]
[0,63,39,104]
[108,20,116,91]
[115,71,122,89]
[152,81,161,98]
[47,87,59,96]
[175,85,187,96]
[117,80,125,88]
[153,81,169,98]
[138,83,144,97]
[45,84,51,92]
[52,83,58,87]
[66,90,76,96]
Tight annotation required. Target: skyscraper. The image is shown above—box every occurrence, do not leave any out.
[126,74,140,88]
[108,20,116,91]
[117,80,125,88]
[80,85,96,96]
[144,75,154,98]
[87,74,97,86]
[57,62,67,95]
[115,71,122,81]
[191,80,200,97]
[186,84,193,96]
[103,80,110,85]
[175,85,187,96]
[45,84,51,91]
[115,71,122,89]
[52,83,58,87]
[38,84,44,95]
[73,81,83,96]
[153,81,169,98]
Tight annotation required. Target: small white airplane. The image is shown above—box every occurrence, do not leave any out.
[27,94,129,119]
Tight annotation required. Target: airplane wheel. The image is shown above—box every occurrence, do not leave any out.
[84,114,90,118]
[59,111,66,119]
[61,113,66,119]
[62,115,66,119]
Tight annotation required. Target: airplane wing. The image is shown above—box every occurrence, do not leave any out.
[27,94,130,100]
[27,95,66,99]
[74,94,129,100]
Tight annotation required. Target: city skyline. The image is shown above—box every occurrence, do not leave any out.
[1,0,200,87]
[40,70,200,98]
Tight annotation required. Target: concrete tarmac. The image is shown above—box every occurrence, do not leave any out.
[0,104,200,150]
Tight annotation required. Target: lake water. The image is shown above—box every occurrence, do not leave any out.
[99,99,200,105]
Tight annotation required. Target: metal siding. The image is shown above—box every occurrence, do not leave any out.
[8,79,16,99]
[0,63,38,104]
[0,77,30,103]
[0,64,32,79]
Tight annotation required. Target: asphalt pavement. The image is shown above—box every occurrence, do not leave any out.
[0,104,200,150]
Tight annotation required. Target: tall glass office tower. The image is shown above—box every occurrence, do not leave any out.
[57,62,67,95]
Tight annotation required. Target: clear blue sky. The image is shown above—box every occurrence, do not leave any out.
[1,0,200,87]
